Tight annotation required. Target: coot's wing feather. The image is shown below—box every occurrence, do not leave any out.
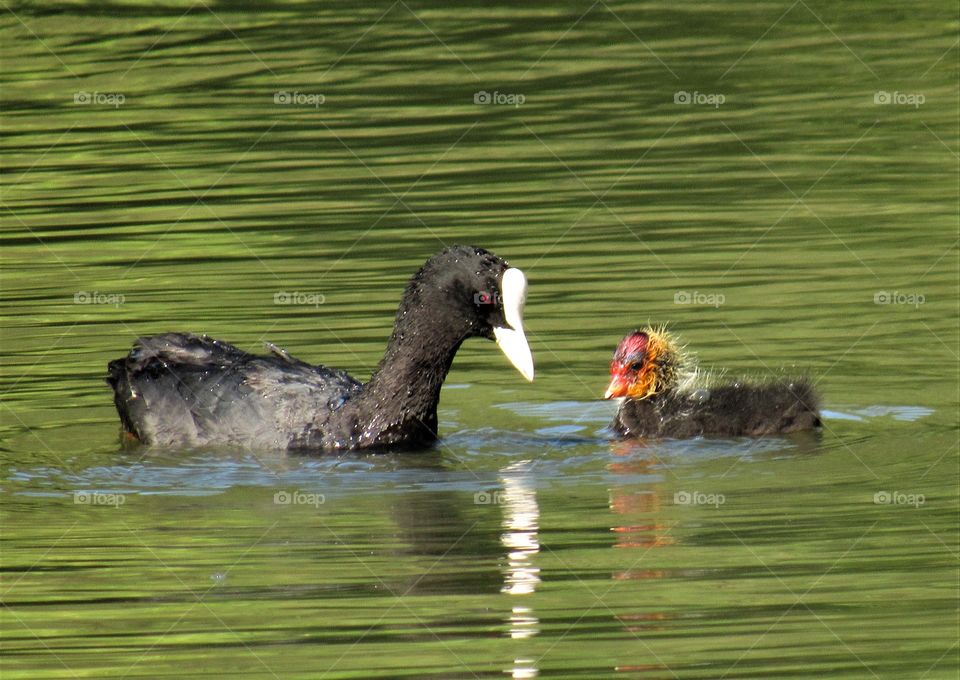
[108,333,362,448]
[126,333,251,367]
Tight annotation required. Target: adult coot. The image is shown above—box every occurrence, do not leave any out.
[108,246,534,452]
[604,327,821,438]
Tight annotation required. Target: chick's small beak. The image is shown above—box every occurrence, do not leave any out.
[604,371,629,399]
[493,267,534,382]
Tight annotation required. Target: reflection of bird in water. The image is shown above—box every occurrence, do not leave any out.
[388,487,504,596]
[499,468,541,679]
[607,452,675,560]
[500,468,541,597]
[606,438,674,677]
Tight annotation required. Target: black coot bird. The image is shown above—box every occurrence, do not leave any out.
[604,327,821,438]
[107,246,534,452]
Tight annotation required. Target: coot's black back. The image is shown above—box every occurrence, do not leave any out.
[107,333,361,449]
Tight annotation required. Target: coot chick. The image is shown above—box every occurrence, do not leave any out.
[604,327,821,438]
[108,246,534,452]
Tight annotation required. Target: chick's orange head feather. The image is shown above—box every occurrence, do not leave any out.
[604,331,653,399]
[604,328,680,400]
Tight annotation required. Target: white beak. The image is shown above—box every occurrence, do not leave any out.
[493,267,535,382]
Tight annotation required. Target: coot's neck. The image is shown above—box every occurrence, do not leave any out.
[332,305,471,449]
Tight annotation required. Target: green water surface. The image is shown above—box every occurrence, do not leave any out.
[2,1,958,678]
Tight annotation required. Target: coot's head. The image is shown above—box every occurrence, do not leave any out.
[603,327,683,399]
[401,245,534,381]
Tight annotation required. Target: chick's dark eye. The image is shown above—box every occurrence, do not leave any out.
[628,361,644,372]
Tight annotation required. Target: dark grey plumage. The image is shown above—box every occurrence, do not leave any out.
[107,246,531,452]
[611,378,822,439]
[107,333,362,449]
[604,328,822,439]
